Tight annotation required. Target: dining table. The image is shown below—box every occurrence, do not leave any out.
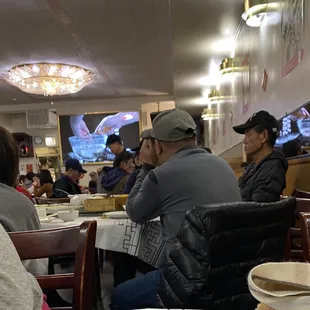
[41,215,166,269]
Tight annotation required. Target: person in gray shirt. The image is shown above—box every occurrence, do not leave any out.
[112,109,241,310]
[0,126,47,276]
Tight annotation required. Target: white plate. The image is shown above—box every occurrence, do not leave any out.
[105,211,128,219]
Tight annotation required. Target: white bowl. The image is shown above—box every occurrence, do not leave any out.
[57,210,79,222]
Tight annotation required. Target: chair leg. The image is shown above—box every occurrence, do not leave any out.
[94,249,104,310]
[98,249,104,273]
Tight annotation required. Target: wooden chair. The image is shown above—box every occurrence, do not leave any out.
[300,213,310,262]
[9,221,97,310]
[285,198,310,261]
[36,197,70,205]
[294,189,310,199]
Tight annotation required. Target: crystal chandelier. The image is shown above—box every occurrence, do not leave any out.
[7,63,93,96]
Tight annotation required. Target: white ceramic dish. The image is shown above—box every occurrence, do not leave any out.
[58,210,79,222]
[105,211,128,219]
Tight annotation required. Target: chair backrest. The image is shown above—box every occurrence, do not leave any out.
[295,198,310,217]
[9,221,97,310]
[165,198,296,309]
[300,213,310,262]
[294,189,310,199]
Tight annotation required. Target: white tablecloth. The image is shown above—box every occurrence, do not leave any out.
[41,216,166,268]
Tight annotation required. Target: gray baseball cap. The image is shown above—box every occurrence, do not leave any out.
[151,109,196,142]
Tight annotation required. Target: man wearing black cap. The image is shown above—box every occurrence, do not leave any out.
[53,159,87,198]
[233,110,288,202]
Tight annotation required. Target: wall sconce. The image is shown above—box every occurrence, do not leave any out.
[201,108,223,121]
[219,58,237,75]
[207,89,236,104]
[242,0,279,27]
[208,89,221,102]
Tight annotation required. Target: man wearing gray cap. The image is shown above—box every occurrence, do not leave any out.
[112,109,241,309]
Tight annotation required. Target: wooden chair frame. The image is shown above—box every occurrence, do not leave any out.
[9,221,97,310]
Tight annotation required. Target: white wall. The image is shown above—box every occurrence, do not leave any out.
[209,1,310,155]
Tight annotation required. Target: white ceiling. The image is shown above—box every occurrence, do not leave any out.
[0,0,243,116]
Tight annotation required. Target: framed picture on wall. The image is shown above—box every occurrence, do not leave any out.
[281,0,304,77]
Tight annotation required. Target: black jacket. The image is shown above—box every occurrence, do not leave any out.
[239,149,288,202]
[158,198,296,310]
[52,176,81,198]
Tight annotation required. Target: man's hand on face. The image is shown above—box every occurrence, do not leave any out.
[140,139,157,167]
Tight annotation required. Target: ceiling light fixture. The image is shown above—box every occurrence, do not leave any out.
[201,108,223,121]
[7,63,93,96]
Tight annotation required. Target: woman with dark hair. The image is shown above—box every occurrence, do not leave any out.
[33,170,54,198]
[0,126,46,276]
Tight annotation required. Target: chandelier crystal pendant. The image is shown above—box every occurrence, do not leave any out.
[7,63,93,96]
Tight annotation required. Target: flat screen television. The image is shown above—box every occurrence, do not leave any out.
[59,112,140,164]
[276,104,310,146]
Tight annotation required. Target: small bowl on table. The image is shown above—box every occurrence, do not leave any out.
[57,210,79,222]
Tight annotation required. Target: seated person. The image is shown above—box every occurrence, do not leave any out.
[282,139,307,158]
[16,176,33,200]
[0,223,51,310]
[0,126,46,276]
[88,171,98,194]
[53,159,87,198]
[25,172,35,194]
[233,110,288,202]
[33,171,54,198]
[122,129,152,194]
[111,109,241,307]
[106,134,126,167]
[101,151,135,194]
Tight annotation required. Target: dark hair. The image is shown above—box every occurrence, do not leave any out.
[26,172,35,181]
[253,124,278,147]
[0,127,19,187]
[106,134,122,146]
[19,175,27,183]
[282,140,302,158]
[202,147,212,154]
[38,169,54,185]
[40,158,48,165]
[114,151,133,168]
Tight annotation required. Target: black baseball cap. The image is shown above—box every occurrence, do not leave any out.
[106,134,122,146]
[233,110,279,135]
[65,159,87,174]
